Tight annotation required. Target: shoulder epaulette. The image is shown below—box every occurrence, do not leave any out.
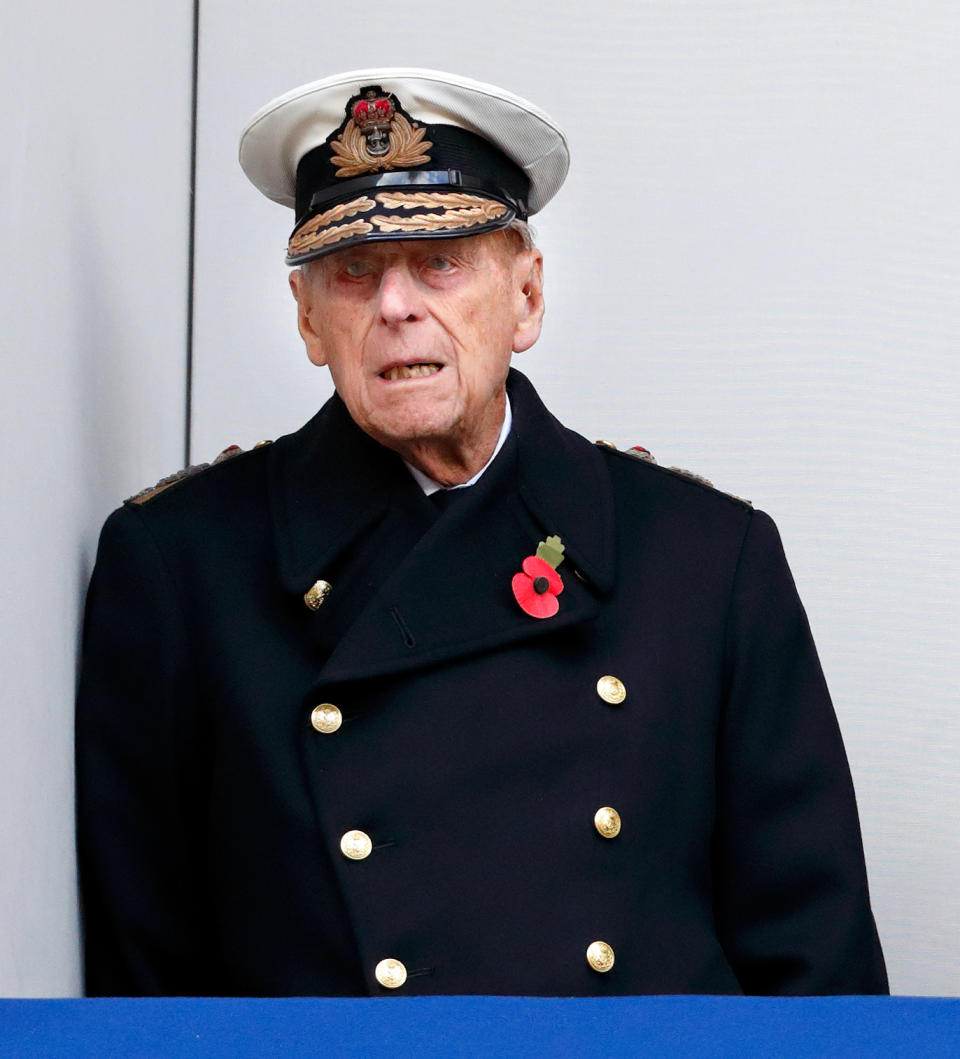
[125,441,272,505]
[595,440,752,508]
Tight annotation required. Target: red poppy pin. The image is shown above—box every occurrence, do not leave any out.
[512,535,566,619]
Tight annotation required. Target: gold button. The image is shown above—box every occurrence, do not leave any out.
[340,830,372,860]
[596,675,626,704]
[375,957,407,989]
[586,940,615,973]
[594,807,621,838]
[304,580,332,610]
[311,703,342,734]
[254,439,273,448]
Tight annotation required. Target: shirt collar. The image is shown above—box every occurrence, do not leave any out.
[405,394,513,496]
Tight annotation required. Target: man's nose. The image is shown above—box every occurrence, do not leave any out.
[377,265,425,325]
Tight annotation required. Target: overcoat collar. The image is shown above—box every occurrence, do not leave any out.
[269,369,616,682]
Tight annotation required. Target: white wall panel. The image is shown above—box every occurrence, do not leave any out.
[0,2,192,995]
[193,1,959,994]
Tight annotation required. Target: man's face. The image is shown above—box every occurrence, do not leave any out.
[289,232,544,468]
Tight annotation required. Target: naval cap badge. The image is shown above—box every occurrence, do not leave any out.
[329,85,432,178]
[351,89,395,156]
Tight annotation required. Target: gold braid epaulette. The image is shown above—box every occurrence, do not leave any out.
[125,441,272,505]
[594,439,752,508]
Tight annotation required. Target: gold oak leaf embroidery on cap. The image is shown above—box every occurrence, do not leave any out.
[371,202,508,234]
[290,219,374,255]
[287,197,376,256]
[374,191,499,210]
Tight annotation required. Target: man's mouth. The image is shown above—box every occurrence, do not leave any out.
[379,363,443,381]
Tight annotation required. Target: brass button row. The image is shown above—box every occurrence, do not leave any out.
[590,676,622,976]
[312,678,624,735]
[339,807,619,869]
[372,944,614,989]
[329,669,625,991]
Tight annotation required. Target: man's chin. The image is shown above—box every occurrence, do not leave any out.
[362,409,462,453]
[358,389,460,440]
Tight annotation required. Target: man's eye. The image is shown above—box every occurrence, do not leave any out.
[426,256,453,272]
[345,261,371,278]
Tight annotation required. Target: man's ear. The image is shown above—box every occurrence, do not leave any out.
[289,268,328,367]
[512,249,545,354]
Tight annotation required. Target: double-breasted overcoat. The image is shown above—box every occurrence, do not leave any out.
[76,369,887,996]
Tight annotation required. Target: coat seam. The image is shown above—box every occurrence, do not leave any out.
[718,507,756,725]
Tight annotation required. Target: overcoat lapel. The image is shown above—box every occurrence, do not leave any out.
[269,391,410,595]
[269,369,617,684]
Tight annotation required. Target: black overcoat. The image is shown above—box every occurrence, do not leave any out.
[76,369,887,996]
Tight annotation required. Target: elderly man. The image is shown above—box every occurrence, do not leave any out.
[76,69,887,997]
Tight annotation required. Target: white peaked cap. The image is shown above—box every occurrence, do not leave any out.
[239,67,569,215]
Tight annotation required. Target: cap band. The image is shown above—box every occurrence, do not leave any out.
[307,170,526,217]
[295,113,531,221]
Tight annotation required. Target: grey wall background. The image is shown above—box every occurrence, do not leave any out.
[2,0,957,996]
[1,2,192,995]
